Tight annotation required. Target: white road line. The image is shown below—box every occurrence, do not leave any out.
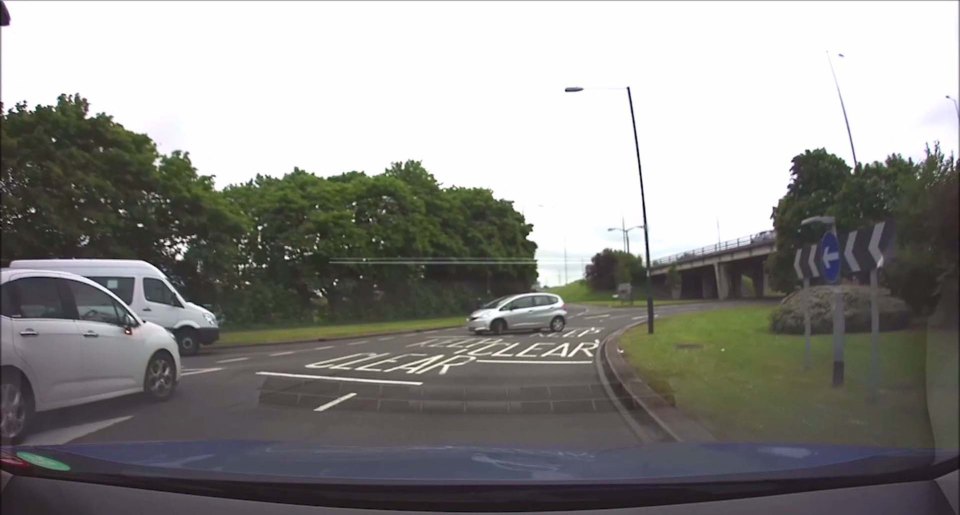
[475,360,593,365]
[313,345,334,350]
[269,351,296,357]
[632,316,647,320]
[377,336,395,341]
[216,357,250,364]
[181,367,224,376]
[255,371,423,386]
[423,330,439,334]
[347,340,368,346]
[23,416,134,446]
[314,392,357,412]
[584,314,610,320]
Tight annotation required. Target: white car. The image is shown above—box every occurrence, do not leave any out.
[1,268,181,443]
[9,259,220,356]
[467,293,567,335]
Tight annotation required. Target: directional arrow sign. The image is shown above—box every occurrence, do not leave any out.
[807,243,820,279]
[843,230,860,273]
[820,231,841,284]
[868,221,890,269]
[794,248,804,279]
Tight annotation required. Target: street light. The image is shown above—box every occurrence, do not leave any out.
[947,95,960,125]
[826,51,858,170]
[566,85,655,333]
[607,224,644,254]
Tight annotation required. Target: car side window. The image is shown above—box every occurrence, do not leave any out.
[88,276,135,305]
[143,278,180,307]
[10,277,71,319]
[512,296,535,309]
[66,280,125,326]
[1,285,18,318]
[535,295,555,307]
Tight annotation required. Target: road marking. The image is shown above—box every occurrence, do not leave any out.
[23,416,134,446]
[181,367,224,376]
[314,392,357,412]
[269,351,296,357]
[347,340,368,346]
[377,336,395,341]
[216,357,249,364]
[632,316,647,320]
[423,330,439,334]
[255,371,423,386]
[584,314,610,320]
[313,345,334,350]
[476,360,592,365]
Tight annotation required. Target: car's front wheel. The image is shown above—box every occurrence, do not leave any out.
[1,372,34,444]
[490,319,506,335]
[144,352,177,401]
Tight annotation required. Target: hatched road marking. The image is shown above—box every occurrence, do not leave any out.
[256,371,424,386]
[314,393,357,412]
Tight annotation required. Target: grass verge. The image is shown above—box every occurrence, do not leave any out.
[218,316,465,346]
[619,305,937,448]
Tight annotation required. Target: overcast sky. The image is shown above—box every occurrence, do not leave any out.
[2,1,958,285]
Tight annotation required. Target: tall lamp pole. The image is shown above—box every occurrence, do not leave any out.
[567,85,655,333]
[826,51,858,170]
[947,95,960,125]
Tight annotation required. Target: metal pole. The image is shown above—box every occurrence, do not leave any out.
[868,268,880,401]
[626,86,655,334]
[827,52,858,169]
[831,224,845,387]
[803,277,811,371]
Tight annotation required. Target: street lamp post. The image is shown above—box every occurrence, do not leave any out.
[567,85,655,333]
[826,51,858,170]
[607,224,644,255]
[947,95,960,125]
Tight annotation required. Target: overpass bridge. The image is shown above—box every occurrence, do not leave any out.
[648,231,776,300]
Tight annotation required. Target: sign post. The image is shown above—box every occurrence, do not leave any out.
[794,242,820,371]
[820,229,844,387]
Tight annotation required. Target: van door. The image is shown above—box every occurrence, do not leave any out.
[141,277,184,330]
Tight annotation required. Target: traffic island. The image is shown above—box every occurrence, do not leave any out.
[601,322,716,443]
[615,305,934,448]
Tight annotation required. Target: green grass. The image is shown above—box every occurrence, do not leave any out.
[547,280,696,307]
[546,280,616,302]
[619,306,939,448]
[217,316,465,346]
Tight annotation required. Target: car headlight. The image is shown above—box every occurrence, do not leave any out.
[203,312,217,326]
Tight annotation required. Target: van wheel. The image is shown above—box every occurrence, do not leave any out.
[144,352,177,401]
[175,328,200,356]
[1,371,35,444]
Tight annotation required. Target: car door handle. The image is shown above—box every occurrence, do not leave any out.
[19,329,38,337]
[142,307,152,312]
[83,331,99,338]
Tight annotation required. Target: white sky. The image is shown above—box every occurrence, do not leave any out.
[2,1,958,286]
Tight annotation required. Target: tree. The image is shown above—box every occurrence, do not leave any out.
[585,249,645,292]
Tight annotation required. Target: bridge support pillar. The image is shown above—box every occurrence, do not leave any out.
[713,263,729,299]
[747,263,767,298]
[702,268,718,298]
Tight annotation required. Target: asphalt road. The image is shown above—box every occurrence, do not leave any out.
[21,301,757,450]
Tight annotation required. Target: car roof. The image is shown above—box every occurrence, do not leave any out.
[1,268,111,288]
[8,259,164,276]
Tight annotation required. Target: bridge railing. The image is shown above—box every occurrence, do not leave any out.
[650,231,775,268]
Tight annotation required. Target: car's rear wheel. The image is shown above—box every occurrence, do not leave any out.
[1,372,34,444]
[490,319,506,335]
[175,328,200,356]
[550,316,566,332]
[144,352,177,402]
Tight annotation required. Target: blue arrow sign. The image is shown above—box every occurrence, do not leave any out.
[820,231,841,284]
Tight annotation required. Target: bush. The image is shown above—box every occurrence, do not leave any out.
[769,285,911,334]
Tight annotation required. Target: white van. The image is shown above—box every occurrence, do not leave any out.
[9,259,218,355]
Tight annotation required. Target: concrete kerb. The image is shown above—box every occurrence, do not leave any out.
[202,324,464,353]
[597,320,716,443]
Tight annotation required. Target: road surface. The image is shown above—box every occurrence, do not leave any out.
[22,302,756,450]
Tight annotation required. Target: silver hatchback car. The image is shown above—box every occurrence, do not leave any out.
[466,293,567,335]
